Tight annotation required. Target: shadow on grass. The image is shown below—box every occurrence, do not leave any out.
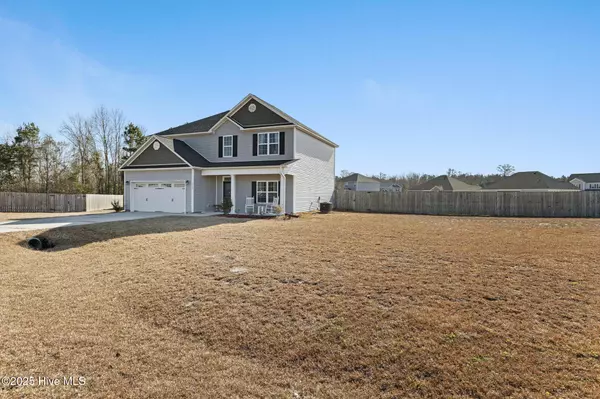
[20,215,251,252]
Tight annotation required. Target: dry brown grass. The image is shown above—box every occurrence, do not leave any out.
[1,212,600,398]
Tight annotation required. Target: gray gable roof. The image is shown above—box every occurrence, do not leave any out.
[339,173,381,183]
[410,175,481,191]
[569,173,600,183]
[154,94,338,148]
[486,171,578,190]
[156,111,229,136]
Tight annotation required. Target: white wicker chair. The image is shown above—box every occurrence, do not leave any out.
[265,197,279,214]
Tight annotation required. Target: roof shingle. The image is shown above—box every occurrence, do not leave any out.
[485,171,578,190]
[409,175,481,191]
[155,111,229,136]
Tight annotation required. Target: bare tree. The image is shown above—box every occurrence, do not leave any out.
[60,114,96,188]
[497,164,515,177]
[92,106,112,193]
[109,109,126,194]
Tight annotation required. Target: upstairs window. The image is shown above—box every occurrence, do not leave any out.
[223,135,233,157]
[258,133,279,155]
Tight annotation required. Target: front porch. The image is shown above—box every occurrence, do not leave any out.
[202,167,293,215]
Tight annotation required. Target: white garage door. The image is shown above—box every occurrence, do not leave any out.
[132,182,186,213]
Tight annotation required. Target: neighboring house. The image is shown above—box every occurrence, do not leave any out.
[409,175,481,191]
[379,181,403,192]
[483,171,579,192]
[119,94,338,214]
[568,173,600,191]
[339,173,381,191]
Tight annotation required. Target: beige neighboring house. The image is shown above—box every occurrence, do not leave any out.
[483,171,578,192]
[119,94,338,214]
[409,175,481,191]
[568,173,600,191]
[339,173,381,191]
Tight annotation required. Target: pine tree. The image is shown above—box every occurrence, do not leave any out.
[122,123,147,162]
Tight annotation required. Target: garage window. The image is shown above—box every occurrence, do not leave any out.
[161,183,172,188]
[148,183,159,188]
[135,183,146,188]
[174,183,185,188]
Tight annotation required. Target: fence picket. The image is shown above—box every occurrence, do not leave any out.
[334,190,600,218]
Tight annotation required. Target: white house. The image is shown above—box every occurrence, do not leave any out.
[119,94,338,214]
[569,173,600,191]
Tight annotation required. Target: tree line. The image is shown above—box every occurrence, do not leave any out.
[0,107,147,194]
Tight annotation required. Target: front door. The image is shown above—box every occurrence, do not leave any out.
[222,179,231,202]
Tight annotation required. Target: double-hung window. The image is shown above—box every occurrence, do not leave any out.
[256,181,278,203]
[258,133,279,155]
[223,135,233,157]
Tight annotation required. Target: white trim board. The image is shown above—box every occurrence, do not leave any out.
[201,167,289,176]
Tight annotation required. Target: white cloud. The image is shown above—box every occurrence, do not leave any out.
[0,17,158,136]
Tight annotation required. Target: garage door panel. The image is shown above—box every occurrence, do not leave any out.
[132,182,186,213]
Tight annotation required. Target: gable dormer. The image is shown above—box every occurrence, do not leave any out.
[229,99,292,128]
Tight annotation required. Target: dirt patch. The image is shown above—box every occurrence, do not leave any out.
[1,213,600,398]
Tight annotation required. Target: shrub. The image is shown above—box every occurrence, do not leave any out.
[220,197,233,214]
[111,200,124,212]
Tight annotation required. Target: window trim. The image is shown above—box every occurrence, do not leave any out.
[256,180,278,204]
[257,132,279,156]
[222,135,233,158]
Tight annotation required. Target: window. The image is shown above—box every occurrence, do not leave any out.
[256,181,278,203]
[174,183,185,188]
[148,183,159,188]
[161,183,172,188]
[258,133,279,155]
[223,135,233,157]
[135,183,146,188]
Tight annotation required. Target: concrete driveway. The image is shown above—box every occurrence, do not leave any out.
[0,212,169,233]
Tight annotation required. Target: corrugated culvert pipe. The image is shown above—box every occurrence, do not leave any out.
[27,236,54,250]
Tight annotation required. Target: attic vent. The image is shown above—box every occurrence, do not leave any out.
[248,103,257,113]
[153,141,161,150]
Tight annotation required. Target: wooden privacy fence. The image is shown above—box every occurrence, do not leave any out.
[0,192,123,213]
[85,194,123,212]
[334,190,600,218]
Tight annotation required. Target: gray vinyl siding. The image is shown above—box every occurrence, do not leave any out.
[181,120,293,163]
[130,142,185,166]
[288,129,335,212]
[230,100,290,127]
[193,172,218,213]
[123,169,192,213]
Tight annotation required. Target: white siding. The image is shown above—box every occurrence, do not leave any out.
[288,129,335,212]
[124,169,192,213]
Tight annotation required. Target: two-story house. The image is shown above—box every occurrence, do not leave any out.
[568,173,600,191]
[119,94,338,214]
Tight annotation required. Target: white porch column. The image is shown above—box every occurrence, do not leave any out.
[230,174,236,214]
[279,173,286,215]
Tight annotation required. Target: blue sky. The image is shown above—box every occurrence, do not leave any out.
[1,1,599,177]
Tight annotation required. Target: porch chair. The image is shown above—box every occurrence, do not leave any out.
[245,197,255,214]
[265,197,279,214]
